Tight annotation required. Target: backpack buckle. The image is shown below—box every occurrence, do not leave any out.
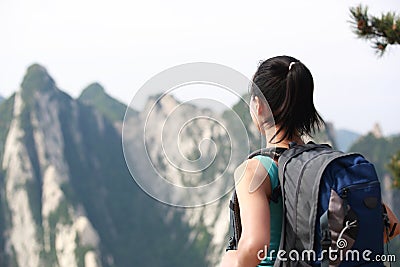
[226,236,236,251]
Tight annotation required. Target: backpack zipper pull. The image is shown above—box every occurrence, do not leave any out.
[342,188,349,214]
[342,188,349,198]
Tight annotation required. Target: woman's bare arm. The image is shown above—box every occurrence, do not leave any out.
[221,158,272,267]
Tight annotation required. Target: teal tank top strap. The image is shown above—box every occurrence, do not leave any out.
[252,155,282,267]
[253,155,279,190]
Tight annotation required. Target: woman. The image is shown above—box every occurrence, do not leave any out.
[221,55,324,267]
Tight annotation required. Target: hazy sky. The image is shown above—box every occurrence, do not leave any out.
[1,0,399,135]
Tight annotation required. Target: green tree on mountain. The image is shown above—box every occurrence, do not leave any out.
[388,151,400,188]
[349,4,400,55]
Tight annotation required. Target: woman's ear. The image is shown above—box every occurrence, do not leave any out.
[250,95,267,134]
[254,96,263,116]
[250,96,263,121]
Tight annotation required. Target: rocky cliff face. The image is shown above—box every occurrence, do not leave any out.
[122,93,244,265]
[0,65,102,267]
[0,65,222,267]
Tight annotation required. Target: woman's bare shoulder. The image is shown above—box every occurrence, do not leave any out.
[234,158,271,195]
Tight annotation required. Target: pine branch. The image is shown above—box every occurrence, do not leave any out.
[349,4,400,56]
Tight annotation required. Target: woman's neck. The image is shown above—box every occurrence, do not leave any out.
[263,126,305,149]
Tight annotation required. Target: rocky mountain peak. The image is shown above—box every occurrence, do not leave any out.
[80,82,105,98]
[20,64,57,100]
[371,122,383,138]
[79,82,129,123]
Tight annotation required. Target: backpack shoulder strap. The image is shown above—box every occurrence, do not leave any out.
[248,147,287,159]
[226,190,241,251]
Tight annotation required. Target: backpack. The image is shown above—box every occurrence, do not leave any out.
[227,143,386,267]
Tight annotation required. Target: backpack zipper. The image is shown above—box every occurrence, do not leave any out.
[339,180,380,197]
[339,180,379,218]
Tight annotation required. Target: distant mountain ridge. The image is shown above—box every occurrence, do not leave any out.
[335,129,361,152]
[78,82,133,123]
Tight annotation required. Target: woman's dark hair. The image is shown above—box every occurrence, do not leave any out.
[250,55,324,143]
